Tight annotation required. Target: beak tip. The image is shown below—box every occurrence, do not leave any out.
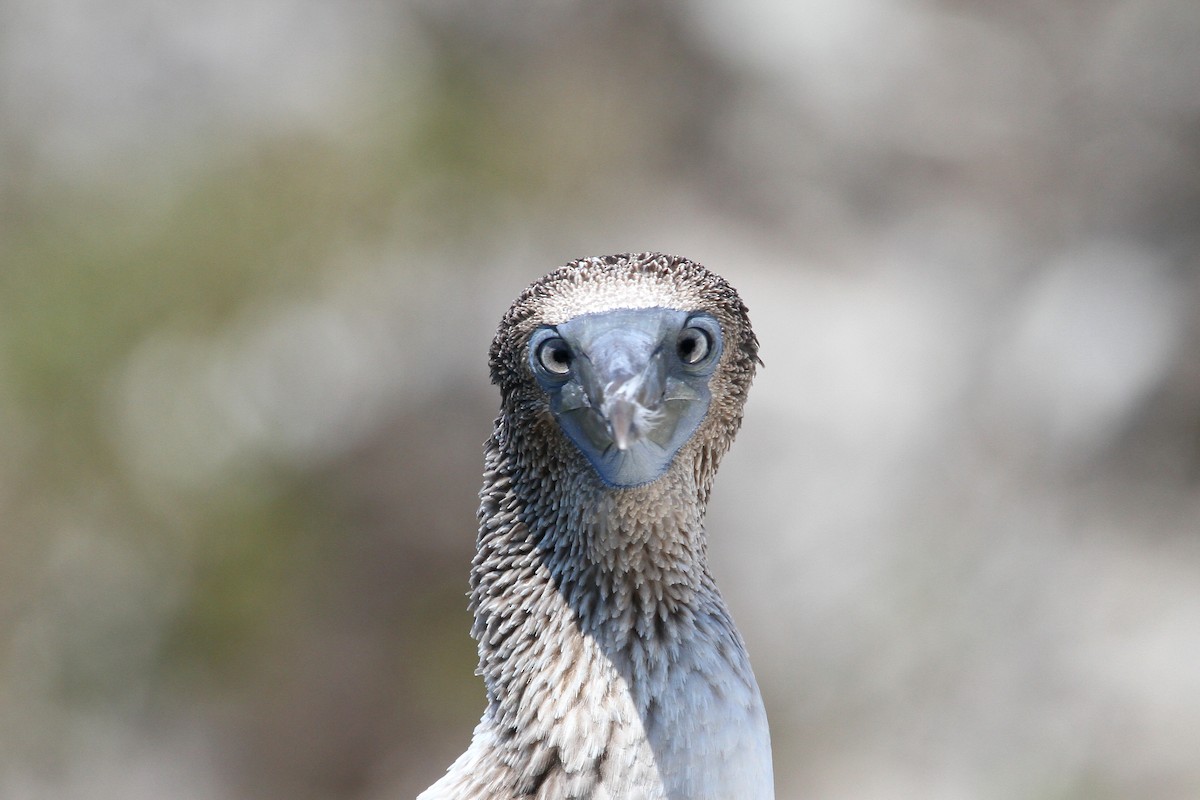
[605,399,639,451]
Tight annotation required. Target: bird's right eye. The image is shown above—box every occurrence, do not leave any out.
[535,337,572,376]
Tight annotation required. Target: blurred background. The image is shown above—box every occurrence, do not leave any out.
[2,0,1199,798]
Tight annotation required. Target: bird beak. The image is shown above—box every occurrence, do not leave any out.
[572,327,666,452]
[605,398,637,451]
[545,306,714,487]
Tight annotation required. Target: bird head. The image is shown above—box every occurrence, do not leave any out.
[491,253,760,489]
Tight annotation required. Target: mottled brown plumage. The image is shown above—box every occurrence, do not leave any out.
[420,253,772,799]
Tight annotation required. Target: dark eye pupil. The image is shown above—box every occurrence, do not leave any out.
[678,328,709,364]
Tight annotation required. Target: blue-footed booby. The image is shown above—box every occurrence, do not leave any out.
[420,253,773,799]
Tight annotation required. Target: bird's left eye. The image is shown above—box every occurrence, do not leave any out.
[677,326,712,365]
[536,337,573,375]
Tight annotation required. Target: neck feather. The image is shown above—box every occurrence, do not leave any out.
[469,419,724,688]
[448,419,772,800]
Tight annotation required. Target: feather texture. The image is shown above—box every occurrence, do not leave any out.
[419,253,772,799]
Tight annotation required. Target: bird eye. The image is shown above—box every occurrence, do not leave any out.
[536,337,572,375]
[677,326,712,365]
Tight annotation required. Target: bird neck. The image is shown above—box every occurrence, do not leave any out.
[459,424,773,800]
[553,476,713,644]
[470,430,722,679]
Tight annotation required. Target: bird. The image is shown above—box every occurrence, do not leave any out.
[419,252,773,799]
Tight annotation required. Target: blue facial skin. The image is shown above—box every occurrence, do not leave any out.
[528,307,724,487]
